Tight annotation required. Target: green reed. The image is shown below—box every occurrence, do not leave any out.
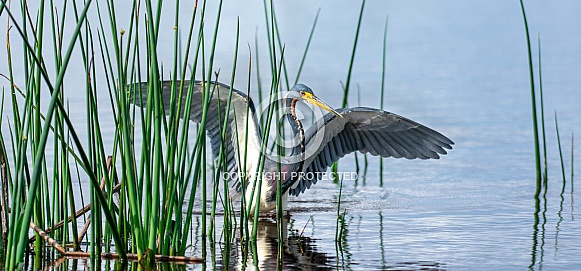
[379,16,388,187]
[341,0,365,109]
[519,0,542,184]
[555,112,566,184]
[571,134,574,189]
[335,0,366,243]
[332,0,365,181]
[179,0,209,257]
[222,17,241,263]
[263,0,286,261]
[294,8,320,86]
[537,36,548,183]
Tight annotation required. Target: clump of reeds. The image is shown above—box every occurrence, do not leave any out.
[0,0,236,267]
[520,1,577,269]
[0,0,340,269]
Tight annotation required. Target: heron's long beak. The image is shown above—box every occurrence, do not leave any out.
[303,93,343,118]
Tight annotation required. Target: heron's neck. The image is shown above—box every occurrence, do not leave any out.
[267,98,305,201]
[287,98,305,158]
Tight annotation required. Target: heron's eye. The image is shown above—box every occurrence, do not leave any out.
[300,91,305,96]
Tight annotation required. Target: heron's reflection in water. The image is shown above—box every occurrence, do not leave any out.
[229,217,334,270]
[223,215,447,271]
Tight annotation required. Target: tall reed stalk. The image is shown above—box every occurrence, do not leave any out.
[335,0,365,244]
[519,0,542,184]
[379,16,388,187]
[571,135,574,190]
[555,112,566,184]
[537,36,547,183]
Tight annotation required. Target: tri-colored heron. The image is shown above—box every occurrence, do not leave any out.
[132,81,453,214]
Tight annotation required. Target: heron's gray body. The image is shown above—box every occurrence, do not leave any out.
[131,80,454,214]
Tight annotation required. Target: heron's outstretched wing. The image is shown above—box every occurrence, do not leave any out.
[130,80,262,197]
[287,107,454,196]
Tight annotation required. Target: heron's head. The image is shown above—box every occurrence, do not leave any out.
[290,84,342,118]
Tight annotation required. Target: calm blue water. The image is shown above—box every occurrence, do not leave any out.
[2,0,581,270]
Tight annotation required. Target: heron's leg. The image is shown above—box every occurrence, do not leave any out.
[279,211,291,223]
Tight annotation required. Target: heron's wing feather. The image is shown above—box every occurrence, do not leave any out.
[130,80,262,198]
[288,107,454,196]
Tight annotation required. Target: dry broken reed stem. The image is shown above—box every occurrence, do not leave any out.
[28,156,121,243]
[0,143,8,244]
[77,215,91,244]
[29,221,203,263]
[76,181,122,243]
[63,252,204,264]
[26,156,203,264]
[30,221,67,254]
[1,161,8,244]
